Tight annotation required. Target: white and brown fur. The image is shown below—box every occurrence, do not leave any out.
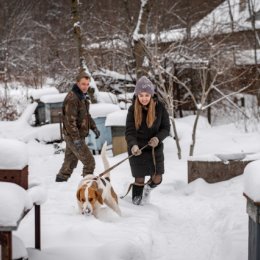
[76,143,121,217]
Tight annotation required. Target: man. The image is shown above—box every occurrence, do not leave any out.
[55,71,100,182]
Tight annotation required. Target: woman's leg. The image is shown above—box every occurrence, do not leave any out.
[132,177,145,205]
[143,175,162,203]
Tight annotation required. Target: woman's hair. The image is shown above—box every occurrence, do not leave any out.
[134,98,156,129]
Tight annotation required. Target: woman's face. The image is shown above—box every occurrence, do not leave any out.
[137,92,152,106]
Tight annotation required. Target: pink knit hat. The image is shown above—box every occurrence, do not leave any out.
[134,76,155,96]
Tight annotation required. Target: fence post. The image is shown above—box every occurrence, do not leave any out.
[35,204,41,250]
[245,194,260,260]
[0,231,12,260]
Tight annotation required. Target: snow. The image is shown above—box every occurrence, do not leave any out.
[0,182,47,227]
[152,0,260,45]
[0,101,120,143]
[17,102,38,124]
[0,138,28,169]
[133,0,149,41]
[0,102,38,142]
[235,49,260,65]
[93,69,133,82]
[191,0,260,36]
[12,235,28,260]
[117,92,134,100]
[40,93,67,104]
[98,91,118,104]
[0,102,260,259]
[243,160,260,202]
[29,87,59,100]
[87,39,127,50]
[89,103,120,118]
[27,184,48,205]
[188,154,221,162]
[0,182,32,226]
[105,110,128,127]
[24,123,62,143]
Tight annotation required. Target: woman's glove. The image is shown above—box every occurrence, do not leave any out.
[148,137,159,148]
[131,145,142,156]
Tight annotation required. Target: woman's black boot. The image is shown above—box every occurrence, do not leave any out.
[132,184,144,205]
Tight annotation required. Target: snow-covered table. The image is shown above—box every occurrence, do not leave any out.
[0,183,46,260]
[188,153,257,183]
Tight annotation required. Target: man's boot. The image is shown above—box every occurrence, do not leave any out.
[132,184,144,205]
[55,174,68,182]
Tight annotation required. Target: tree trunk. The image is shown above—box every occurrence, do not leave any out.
[132,0,152,80]
[189,109,201,156]
[170,117,182,159]
[71,0,96,103]
[71,0,85,69]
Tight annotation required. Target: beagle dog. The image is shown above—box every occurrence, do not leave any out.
[76,143,121,217]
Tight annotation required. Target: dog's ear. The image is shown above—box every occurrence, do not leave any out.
[76,187,86,202]
[95,190,103,205]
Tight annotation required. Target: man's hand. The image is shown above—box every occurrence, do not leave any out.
[93,128,100,139]
[148,137,159,148]
[131,145,142,156]
[73,139,83,151]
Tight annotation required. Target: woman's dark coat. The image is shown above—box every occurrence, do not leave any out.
[125,99,170,178]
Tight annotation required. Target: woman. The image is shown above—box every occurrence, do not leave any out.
[125,76,170,205]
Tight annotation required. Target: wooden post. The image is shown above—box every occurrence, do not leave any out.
[35,205,41,250]
[0,231,12,260]
[246,196,260,260]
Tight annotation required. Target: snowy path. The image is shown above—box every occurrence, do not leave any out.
[14,136,250,260]
[1,108,259,259]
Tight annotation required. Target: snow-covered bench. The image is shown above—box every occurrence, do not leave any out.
[0,138,46,260]
[0,182,46,260]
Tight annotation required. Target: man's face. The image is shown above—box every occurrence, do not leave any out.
[77,77,90,93]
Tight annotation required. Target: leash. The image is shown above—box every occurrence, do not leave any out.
[120,146,157,199]
[98,144,149,178]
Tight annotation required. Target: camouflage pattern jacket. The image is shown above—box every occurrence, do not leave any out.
[62,84,96,141]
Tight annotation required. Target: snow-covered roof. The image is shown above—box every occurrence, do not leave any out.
[235,49,260,65]
[153,0,260,44]
[40,93,67,104]
[98,92,118,104]
[0,138,28,169]
[105,109,128,127]
[244,160,260,202]
[29,87,59,100]
[89,103,120,118]
[93,69,133,82]
[191,0,260,37]
[150,28,186,44]
[87,39,127,50]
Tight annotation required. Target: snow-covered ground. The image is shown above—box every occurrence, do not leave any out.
[0,114,258,260]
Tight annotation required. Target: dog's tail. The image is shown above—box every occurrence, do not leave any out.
[101,141,110,178]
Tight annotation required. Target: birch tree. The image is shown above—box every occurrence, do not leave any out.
[132,0,152,80]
